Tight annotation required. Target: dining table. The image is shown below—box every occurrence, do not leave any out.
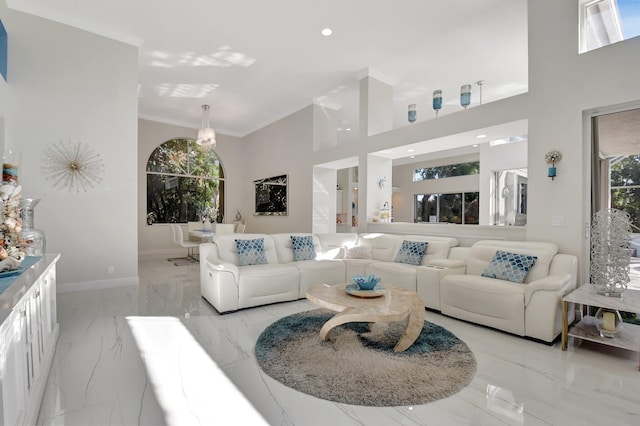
[189,229,214,243]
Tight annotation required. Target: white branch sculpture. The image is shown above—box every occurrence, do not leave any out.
[590,208,631,297]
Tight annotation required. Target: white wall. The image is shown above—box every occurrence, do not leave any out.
[527,0,640,266]
[0,3,138,286]
[137,119,244,254]
[241,105,314,233]
[366,154,393,222]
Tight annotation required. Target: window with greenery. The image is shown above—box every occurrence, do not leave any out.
[610,154,640,231]
[146,138,224,224]
[413,161,479,182]
[415,192,479,224]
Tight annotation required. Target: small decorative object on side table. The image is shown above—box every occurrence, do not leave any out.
[562,285,640,370]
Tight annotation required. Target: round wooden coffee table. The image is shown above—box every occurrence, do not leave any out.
[306,283,425,352]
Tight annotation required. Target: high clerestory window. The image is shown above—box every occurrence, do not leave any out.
[413,161,480,182]
[579,0,640,53]
[146,138,224,224]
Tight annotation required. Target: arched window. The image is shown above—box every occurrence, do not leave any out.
[146,138,224,224]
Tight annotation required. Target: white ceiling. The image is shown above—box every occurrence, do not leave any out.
[7,0,528,137]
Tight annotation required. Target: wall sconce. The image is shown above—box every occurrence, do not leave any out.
[545,150,562,180]
[378,176,387,188]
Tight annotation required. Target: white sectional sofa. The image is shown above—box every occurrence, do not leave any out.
[199,232,456,313]
[420,240,578,342]
[199,232,578,343]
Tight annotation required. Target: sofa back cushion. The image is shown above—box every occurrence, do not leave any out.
[214,234,279,265]
[235,238,269,266]
[315,233,358,259]
[271,233,322,263]
[290,235,317,261]
[357,234,401,262]
[467,240,558,283]
[357,234,457,266]
[393,240,429,265]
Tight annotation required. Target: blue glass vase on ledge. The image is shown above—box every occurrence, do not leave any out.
[408,104,417,124]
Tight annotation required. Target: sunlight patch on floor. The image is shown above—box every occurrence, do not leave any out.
[126,316,267,426]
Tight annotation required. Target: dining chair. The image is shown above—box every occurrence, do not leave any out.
[169,224,199,265]
[214,223,235,235]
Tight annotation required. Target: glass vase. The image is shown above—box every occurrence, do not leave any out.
[408,104,417,124]
[460,84,471,109]
[2,150,20,185]
[19,198,46,256]
[594,308,623,338]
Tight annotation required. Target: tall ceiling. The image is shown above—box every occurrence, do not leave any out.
[7,0,528,137]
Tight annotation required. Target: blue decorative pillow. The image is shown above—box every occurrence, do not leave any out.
[291,235,317,261]
[481,250,537,283]
[393,240,428,266]
[235,238,268,266]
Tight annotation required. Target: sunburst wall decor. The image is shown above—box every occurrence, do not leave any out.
[41,140,105,192]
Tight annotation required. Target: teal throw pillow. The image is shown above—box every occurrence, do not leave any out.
[481,250,537,283]
[393,240,428,266]
[235,238,268,266]
[291,235,317,261]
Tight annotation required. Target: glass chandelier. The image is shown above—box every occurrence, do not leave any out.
[196,104,216,149]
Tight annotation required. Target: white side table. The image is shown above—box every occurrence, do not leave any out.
[562,286,640,370]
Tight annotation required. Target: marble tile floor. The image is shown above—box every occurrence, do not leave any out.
[36,255,640,425]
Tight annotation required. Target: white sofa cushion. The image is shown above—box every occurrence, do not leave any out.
[358,233,458,266]
[344,245,373,259]
[271,233,345,297]
[480,250,538,283]
[237,264,300,310]
[290,235,317,261]
[315,233,358,259]
[235,238,268,266]
[466,241,558,283]
[214,234,279,265]
[272,233,322,263]
[440,274,526,336]
[393,240,428,265]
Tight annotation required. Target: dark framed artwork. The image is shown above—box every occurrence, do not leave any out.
[254,174,288,216]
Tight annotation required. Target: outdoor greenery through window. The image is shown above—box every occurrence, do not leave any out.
[413,161,480,182]
[610,154,640,231]
[415,192,479,224]
[146,138,224,224]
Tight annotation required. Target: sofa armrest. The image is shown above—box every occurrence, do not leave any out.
[201,257,241,313]
[524,273,573,306]
[417,264,466,310]
[206,258,240,283]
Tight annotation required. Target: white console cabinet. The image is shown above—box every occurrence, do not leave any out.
[0,254,60,426]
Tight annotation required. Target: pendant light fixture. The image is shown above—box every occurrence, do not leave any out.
[196,104,216,149]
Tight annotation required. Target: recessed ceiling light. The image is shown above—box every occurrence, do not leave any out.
[473,144,478,148]
[410,155,415,159]
[407,149,415,152]
[321,28,333,36]
[346,128,351,131]
[476,134,487,139]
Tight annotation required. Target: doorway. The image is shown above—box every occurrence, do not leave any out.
[590,105,640,290]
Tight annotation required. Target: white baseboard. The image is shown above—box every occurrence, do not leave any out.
[57,275,140,293]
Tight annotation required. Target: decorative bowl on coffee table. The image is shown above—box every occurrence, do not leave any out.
[352,274,381,290]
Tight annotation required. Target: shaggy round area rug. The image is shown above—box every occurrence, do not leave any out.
[255,309,477,407]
